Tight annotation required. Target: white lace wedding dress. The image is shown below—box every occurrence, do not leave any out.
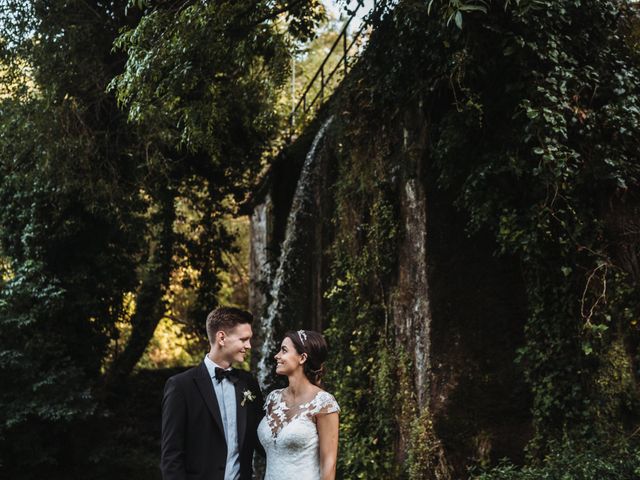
[257,388,340,480]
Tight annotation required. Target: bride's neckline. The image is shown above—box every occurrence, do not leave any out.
[279,387,323,410]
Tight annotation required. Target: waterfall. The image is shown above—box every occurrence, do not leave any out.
[256,117,334,389]
[248,198,271,319]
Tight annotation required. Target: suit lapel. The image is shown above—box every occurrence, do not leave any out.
[234,376,248,451]
[193,362,225,437]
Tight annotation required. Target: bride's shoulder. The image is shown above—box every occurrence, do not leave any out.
[311,389,340,415]
[263,387,284,405]
[265,387,285,400]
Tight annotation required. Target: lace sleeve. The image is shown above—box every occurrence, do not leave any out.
[311,391,340,416]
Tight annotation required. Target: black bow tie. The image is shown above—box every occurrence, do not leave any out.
[214,367,239,384]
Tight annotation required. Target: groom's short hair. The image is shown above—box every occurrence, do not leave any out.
[206,306,253,343]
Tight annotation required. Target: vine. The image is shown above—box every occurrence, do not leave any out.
[324,128,402,478]
[324,0,640,476]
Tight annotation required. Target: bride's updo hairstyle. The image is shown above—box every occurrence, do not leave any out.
[285,330,328,387]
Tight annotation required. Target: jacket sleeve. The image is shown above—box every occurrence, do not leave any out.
[160,376,187,480]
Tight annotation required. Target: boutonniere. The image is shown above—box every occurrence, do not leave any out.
[241,389,256,407]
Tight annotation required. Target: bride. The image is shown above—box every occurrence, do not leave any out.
[257,330,340,480]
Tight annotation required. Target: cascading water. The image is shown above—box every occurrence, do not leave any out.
[249,197,272,318]
[257,117,334,389]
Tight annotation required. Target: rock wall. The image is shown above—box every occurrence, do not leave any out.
[249,100,532,476]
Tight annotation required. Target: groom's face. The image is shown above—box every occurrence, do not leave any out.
[221,322,253,364]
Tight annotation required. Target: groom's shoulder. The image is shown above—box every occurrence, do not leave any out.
[166,363,202,385]
[237,368,259,384]
[236,368,257,380]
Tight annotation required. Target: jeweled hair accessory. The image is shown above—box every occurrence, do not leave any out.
[297,329,308,345]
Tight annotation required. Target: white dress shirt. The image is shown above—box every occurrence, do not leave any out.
[204,355,240,480]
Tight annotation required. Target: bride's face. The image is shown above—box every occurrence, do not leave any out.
[274,337,305,376]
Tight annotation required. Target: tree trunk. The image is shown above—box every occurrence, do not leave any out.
[103,185,175,396]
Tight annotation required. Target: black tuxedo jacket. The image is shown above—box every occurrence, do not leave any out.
[160,362,264,480]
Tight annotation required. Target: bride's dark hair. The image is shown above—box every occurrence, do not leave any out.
[284,330,328,387]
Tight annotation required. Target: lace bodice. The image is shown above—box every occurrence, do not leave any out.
[257,388,340,480]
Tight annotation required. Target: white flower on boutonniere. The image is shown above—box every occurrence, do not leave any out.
[241,389,256,407]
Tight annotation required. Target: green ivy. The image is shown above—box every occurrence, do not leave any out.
[472,440,640,480]
[324,0,640,475]
[324,135,402,478]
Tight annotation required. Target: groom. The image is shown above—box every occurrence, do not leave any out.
[161,307,264,480]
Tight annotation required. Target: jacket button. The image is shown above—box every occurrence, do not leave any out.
[218,466,224,471]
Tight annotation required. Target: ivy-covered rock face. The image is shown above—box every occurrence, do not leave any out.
[254,0,640,478]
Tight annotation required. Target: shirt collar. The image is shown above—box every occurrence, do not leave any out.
[203,355,230,379]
